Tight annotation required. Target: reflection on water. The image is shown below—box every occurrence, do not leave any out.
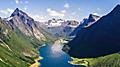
[51,45,62,52]
[51,45,64,57]
[39,44,83,67]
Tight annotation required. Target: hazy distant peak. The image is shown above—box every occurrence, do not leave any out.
[89,14,100,19]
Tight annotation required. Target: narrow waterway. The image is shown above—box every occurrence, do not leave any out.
[38,44,84,67]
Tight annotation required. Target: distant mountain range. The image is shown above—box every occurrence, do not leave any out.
[38,18,80,38]
[39,14,100,38]
[63,4,120,58]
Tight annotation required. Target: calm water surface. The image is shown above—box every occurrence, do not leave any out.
[39,44,83,67]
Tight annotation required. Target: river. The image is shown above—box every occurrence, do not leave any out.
[38,44,84,67]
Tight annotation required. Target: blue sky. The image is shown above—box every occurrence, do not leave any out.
[0,0,120,21]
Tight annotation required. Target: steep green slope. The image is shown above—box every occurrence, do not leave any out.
[0,18,39,67]
[91,54,120,67]
[70,53,120,67]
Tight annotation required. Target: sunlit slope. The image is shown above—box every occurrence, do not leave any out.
[0,18,39,67]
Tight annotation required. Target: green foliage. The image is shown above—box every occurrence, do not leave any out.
[0,19,38,67]
[91,54,120,67]
[71,53,120,67]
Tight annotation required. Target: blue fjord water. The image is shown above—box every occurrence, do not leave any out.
[39,44,83,67]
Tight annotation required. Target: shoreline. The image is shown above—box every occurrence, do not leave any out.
[30,56,43,67]
[30,38,64,67]
[68,57,89,66]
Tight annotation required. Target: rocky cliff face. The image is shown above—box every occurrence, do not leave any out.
[0,8,55,67]
[40,18,80,38]
[63,5,120,58]
[6,8,46,41]
[0,18,39,67]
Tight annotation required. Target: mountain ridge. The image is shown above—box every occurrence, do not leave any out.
[63,4,120,58]
[70,14,100,36]
[6,8,47,41]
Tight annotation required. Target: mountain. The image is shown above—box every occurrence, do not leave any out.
[63,20,80,35]
[84,14,100,28]
[0,8,55,67]
[0,18,39,67]
[70,14,100,36]
[39,18,80,38]
[63,4,120,58]
[5,8,46,41]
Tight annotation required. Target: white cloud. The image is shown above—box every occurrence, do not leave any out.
[61,10,66,13]
[0,8,14,15]
[24,7,27,10]
[97,8,101,11]
[47,8,51,12]
[93,12,99,16]
[31,15,46,22]
[7,8,14,13]
[0,10,8,15]
[47,8,65,18]
[24,5,28,10]
[15,0,29,4]
[64,3,70,8]
[15,0,20,4]
[71,12,77,15]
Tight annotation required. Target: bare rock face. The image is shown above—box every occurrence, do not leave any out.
[7,8,46,41]
[63,5,120,58]
[41,18,80,38]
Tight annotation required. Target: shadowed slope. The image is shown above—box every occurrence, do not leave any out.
[63,5,120,58]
